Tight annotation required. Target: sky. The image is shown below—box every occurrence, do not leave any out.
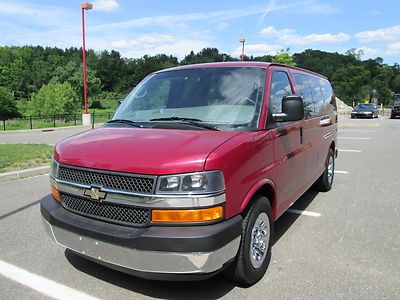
[0,0,399,64]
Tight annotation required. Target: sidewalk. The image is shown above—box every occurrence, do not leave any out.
[0,166,50,182]
[0,125,98,145]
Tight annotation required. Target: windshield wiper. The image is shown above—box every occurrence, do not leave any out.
[107,119,141,127]
[149,117,219,131]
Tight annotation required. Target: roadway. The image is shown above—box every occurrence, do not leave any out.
[0,118,399,299]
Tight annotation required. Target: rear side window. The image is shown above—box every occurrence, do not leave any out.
[293,73,335,117]
[293,74,315,118]
[269,71,293,114]
[308,77,324,116]
[319,79,336,114]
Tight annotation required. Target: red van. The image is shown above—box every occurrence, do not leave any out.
[41,62,337,286]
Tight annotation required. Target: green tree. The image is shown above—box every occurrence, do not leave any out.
[0,87,20,119]
[331,66,371,105]
[181,48,233,65]
[51,60,102,98]
[30,82,79,115]
[273,49,296,66]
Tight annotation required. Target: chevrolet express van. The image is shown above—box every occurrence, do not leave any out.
[41,62,337,286]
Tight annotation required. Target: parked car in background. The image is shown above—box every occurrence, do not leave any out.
[41,62,337,286]
[390,99,400,119]
[351,103,378,118]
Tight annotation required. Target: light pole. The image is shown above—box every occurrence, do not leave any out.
[239,38,246,61]
[81,2,93,125]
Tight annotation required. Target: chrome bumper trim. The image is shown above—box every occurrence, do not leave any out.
[42,219,240,274]
[50,176,226,208]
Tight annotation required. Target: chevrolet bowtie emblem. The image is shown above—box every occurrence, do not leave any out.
[84,187,107,201]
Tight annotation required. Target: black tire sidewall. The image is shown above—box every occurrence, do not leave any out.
[321,149,335,191]
[234,196,273,285]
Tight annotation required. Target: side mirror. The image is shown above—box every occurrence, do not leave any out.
[273,95,304,122]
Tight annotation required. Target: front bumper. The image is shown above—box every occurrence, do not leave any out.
[41,195,242,279]
[391,109,400,116]
[351,112,374,118]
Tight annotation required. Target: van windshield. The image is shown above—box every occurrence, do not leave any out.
[113,67,266,131]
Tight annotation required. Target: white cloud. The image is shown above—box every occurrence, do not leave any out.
[216,22,230,31]
[92,0,119,12]
[232,44,282,57]
[260,26,294,37]
[122,39,208,59]
[257,0,276,27]
[284,32,350,45]
[385,42,400,56]
[111,34,174,49]
[368,10,382,15]
[260,26,350,45]
[355,25,400,43]
[110,39,130,49]
[354,25,400,58]
[92,0,339,31]
[359,47,380,59]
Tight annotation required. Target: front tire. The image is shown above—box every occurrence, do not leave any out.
[225,196,273,286]
[315,149,335,192]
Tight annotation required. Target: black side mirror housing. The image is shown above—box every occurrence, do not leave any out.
[273,95,304,122]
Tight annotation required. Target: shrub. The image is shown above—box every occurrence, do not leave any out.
[0,87,21,120]
[31,82,79,116]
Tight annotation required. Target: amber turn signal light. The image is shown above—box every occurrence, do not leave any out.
[50,185,61,202]
[152,206,224,223]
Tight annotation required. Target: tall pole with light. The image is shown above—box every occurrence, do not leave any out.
[81,2,93,125]
[239,38,246,61]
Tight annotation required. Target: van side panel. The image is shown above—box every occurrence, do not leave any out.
[291,71,337,182]
[204,131,276,219]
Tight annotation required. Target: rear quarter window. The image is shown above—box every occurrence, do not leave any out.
[319,79,336,114]
[294,73,335,117]
[293,73,315,119]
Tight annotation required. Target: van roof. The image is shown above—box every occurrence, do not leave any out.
[155,61,327,80]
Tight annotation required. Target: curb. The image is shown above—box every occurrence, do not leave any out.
[0,125,92,134]
[0,123,104,134]
[0,166,50,182]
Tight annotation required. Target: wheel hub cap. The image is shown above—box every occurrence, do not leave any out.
[327,156,334,184]
[250,212,270,268]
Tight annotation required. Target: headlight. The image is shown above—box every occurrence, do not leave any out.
[156,171,224,195]
[50,157,59,178]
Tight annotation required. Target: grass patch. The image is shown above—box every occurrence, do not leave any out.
[0,144,53,173]
[3,111,113,130]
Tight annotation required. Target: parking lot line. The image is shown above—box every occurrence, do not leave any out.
[0,259,99,300]
[339,129,376,132]
[338,149,362,153]
[338,137,371,140]
[339,123,381,127]
[287,209,321,217]
[334,170,348,174]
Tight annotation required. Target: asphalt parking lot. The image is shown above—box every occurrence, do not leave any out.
[0,118,399,299]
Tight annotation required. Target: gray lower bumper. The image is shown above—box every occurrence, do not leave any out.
[42,218,241,274]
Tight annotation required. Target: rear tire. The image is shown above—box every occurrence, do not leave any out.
[315,149,335,192]
[224,196,273,286]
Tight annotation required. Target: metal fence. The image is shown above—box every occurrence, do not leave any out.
[1,112,113,131]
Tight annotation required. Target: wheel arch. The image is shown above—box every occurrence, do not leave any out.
[240,179,277,220]
[330,140,337,158]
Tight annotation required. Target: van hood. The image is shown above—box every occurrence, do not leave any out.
[54,127,241,175]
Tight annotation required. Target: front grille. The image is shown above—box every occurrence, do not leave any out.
[61,194,150,226]
[59,166,155,194]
